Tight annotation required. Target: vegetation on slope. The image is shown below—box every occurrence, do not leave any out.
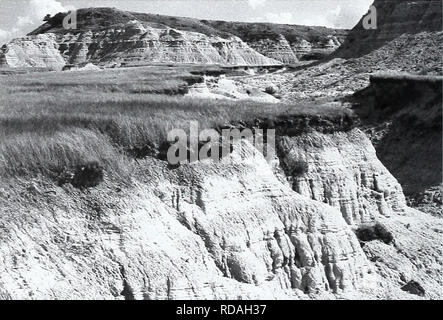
[29,7,347,44]
[0,65,356,185]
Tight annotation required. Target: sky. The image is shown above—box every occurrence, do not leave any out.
[0,0,373,44]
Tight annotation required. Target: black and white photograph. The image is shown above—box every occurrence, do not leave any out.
[0,0,441,305]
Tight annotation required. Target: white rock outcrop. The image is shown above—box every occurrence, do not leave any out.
[0,21,282,69]
[57,23,280,66]
[278,129,406,225]
[249,34,298,64]
[0,34,65,70]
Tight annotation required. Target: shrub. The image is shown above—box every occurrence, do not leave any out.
[59,161,104,189]
[291,160,309,177]
[265,85,277,95]
[300,51,329,61]
[401,280,425,297]
[355,222,394,245]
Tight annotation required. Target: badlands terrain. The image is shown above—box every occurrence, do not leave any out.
[0,0,442,300]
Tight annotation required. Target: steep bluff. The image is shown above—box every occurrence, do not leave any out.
[336,0,442,58]
[0,122,417,299]
[205,20,347,60]
[0,139,377,299]
[0,22,279,69]
[248,34,299,64]
[351,73,442,216]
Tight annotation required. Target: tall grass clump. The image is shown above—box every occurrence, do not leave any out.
[0,128,132,183]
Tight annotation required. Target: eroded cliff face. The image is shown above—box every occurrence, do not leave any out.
[0,7,347,69]
[0,135,386,299]
[352,74,442,216]
[0,21,280,69]
[249,34,299,64]
[57,21,281,67]
[246,34,342,63]
[203,19,347,61]
[1,124,418,299]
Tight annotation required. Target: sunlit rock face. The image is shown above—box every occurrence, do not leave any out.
[0,34,65,70]
[154,143,375,295]
[336,0,443,58]
[0,141,376,299]
[0,23,280,69]
[55,21,281,67]
[277,129,407,225]
[291,38,313,57]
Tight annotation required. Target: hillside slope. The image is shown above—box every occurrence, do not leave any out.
[236,0,442,101]
[336,0,442,58]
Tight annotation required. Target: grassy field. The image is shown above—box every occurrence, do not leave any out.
[0,65,355,184]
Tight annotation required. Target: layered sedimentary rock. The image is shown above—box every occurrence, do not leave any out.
[0,34,65,70]
[249,34,298,64]
[0,139,380,299]
[57,21,280,67]
[0,7,348,68]
[0,21,280,68]
[236,28,442,102]
[337,0,443,58]
[296,35,342,60]
[291,38,313,57]
[322,36,341,49]
[246,34,342,61]
[204,19,348,60]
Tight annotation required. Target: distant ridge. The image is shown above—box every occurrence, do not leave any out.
[0,7,347,69]
[336,0,442,58]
